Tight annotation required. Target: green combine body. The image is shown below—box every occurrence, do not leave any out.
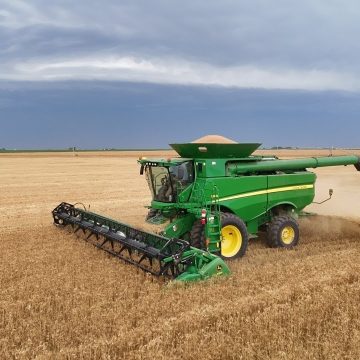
[139,142,360,259]
[52,141,360,282]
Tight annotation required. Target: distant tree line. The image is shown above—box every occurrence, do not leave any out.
[270,146,298,150]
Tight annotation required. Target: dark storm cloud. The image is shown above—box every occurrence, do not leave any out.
[1,1,360,89]
[1,82,360,149]
[1,1,360,149]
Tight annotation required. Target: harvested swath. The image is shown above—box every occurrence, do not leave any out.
[1,152,360,359]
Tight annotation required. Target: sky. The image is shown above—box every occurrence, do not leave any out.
[0,0,359,149]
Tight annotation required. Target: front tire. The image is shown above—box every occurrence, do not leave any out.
[220,213,248,260]
[190,220,205,249]
[267,215,299,248]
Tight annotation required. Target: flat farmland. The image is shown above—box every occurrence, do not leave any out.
[1,150,360,359]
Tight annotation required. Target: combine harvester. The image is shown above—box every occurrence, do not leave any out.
[53,136,360,282]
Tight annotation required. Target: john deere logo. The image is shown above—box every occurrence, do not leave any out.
[217,265,222,272]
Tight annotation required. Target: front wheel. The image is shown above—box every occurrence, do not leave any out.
[220,213,248,260]
[267,215,299,248]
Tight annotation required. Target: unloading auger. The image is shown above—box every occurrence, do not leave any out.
[52,202,230,282]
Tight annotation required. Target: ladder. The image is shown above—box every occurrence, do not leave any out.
[205,185,222,253]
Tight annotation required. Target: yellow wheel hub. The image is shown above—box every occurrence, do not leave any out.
[281,226,295,245]
[221,225,242,258]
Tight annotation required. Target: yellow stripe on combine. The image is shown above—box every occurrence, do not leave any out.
[218,184,314,202]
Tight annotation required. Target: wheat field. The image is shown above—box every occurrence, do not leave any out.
[1,150,360,359]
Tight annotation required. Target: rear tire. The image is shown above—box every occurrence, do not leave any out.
[220,213,248,260]
[267,215,299,248]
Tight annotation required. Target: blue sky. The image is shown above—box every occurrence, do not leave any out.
[0,1,359,149]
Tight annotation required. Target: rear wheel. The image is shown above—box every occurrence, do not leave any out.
[267,215,299,248]
[220,213,248,259]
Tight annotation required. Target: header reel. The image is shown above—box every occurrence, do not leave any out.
[52,203,230,282]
